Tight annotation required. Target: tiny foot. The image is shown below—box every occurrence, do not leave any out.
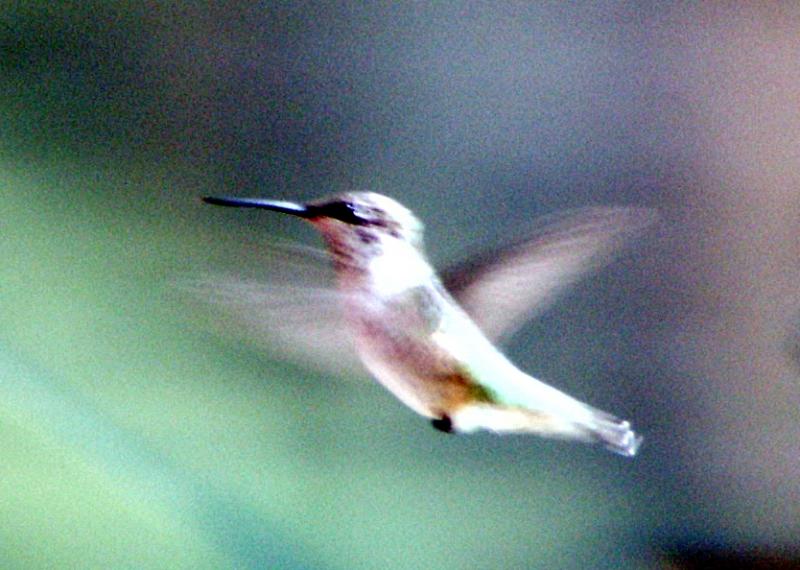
[431,415,454,434]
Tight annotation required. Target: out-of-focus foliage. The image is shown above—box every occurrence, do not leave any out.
[1,3,799,569]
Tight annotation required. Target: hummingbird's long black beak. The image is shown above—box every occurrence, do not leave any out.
[202,196,312,218]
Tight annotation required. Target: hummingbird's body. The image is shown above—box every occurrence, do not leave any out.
[203,192,646,456]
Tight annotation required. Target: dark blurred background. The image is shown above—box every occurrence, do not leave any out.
[1,3,799,569]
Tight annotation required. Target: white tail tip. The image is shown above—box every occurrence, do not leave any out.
[593,418,642,457]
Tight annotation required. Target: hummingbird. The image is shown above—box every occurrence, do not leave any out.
[202,192,652,456]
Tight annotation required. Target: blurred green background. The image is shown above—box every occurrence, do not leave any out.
[1,3,799,569]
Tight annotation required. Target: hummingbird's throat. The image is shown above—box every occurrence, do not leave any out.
[320,230,381,273]
[313,217,433,294]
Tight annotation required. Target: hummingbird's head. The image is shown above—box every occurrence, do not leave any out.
[203,192,426,270]
[306,192,423,246]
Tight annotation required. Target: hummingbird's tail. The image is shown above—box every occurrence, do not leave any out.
[451,402,642,457]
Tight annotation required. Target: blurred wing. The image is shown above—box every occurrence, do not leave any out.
[178,242,367,380]
[442,207,657,343]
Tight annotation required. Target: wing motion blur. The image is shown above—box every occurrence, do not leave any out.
[179,241,366,379]
[442,207,657,343]
[186,207,655,378]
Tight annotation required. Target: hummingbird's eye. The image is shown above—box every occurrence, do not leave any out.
[320,201,369,225]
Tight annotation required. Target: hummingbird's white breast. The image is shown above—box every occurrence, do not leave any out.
[366,239,435,297]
